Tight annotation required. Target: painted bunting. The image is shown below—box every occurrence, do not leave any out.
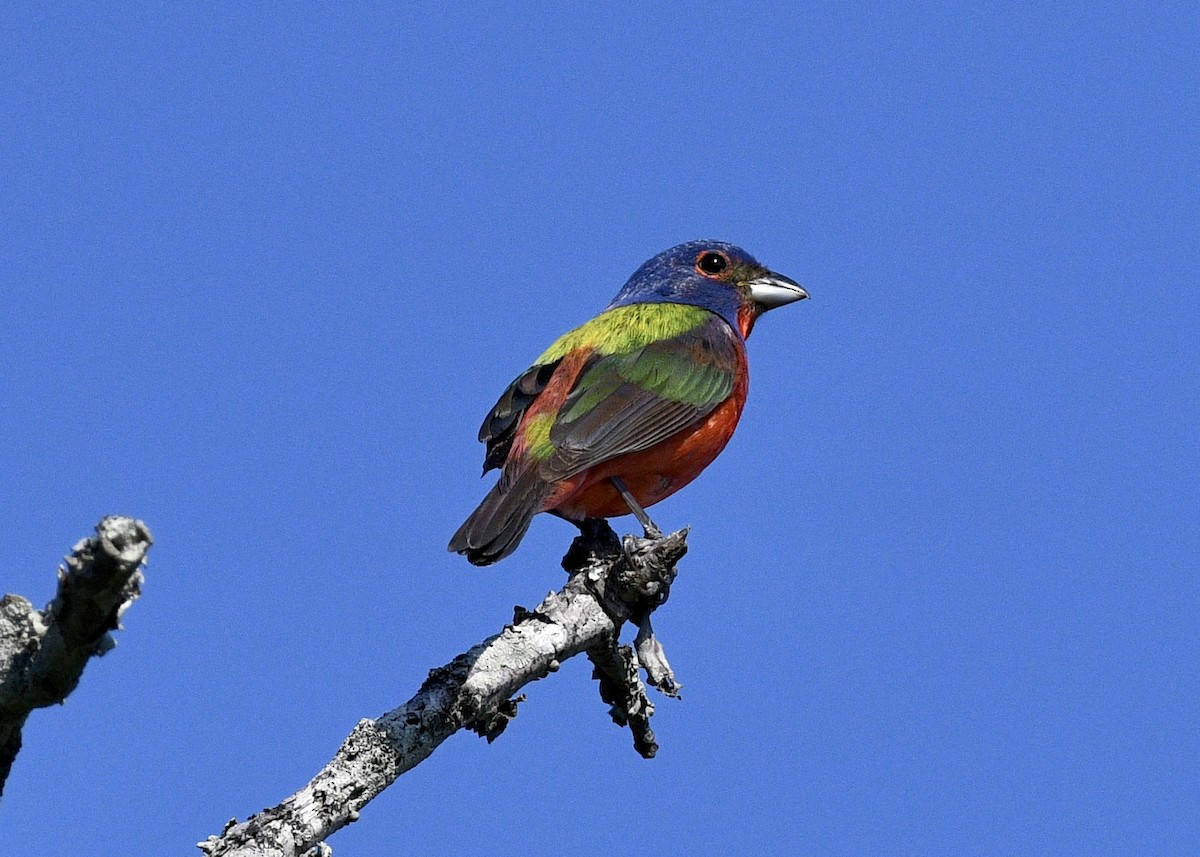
[449,240,808,565]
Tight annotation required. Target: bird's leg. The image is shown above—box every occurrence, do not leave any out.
[610,476,663,540]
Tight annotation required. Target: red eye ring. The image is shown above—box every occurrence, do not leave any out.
[696,250,730,277]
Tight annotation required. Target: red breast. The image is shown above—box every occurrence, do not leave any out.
[544,347,749,520]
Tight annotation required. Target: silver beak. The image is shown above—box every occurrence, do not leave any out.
[746,273,809,309]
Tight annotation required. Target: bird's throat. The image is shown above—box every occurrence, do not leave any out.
[737,302,760,339]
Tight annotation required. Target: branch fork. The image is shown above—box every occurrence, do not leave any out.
[567,521,687,743]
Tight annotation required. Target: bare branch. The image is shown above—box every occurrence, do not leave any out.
[0,516,154,796]
[198,523,688,857]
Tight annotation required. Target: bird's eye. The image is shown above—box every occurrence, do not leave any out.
[697,251,729,276]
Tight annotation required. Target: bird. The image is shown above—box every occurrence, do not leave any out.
[449,239,808,566]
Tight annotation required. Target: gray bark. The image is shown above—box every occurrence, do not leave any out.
[0,516,154,796]
[199,522,687,857]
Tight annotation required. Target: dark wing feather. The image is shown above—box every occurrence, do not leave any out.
[543,316,739,479]
[478,359,561,474]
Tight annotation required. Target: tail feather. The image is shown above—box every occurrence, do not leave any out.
[449,472,550,566]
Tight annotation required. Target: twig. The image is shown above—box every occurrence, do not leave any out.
[0,516,153,796]
[587,639,658,758]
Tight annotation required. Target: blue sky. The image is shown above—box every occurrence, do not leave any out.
[2,4,1196,855]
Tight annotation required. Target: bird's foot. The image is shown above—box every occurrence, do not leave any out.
[620,531,663,569]
[617,527,688,609]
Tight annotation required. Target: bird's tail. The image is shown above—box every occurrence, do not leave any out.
[448,471,550,566]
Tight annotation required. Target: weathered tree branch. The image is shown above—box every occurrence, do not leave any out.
[0,516,153,796]
[198,522,688,857]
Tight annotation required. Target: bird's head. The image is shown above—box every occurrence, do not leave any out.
[606,240,808,338]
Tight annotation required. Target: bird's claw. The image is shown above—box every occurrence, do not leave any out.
[621,532,660,569]
[618,528,688,609]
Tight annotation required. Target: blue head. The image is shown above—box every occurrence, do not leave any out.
[606,240,807,337]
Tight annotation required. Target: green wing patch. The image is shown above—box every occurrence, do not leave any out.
[544,312,740,478]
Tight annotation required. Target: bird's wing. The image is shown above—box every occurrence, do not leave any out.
[478,358,562,474]
[542,314,740,479]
